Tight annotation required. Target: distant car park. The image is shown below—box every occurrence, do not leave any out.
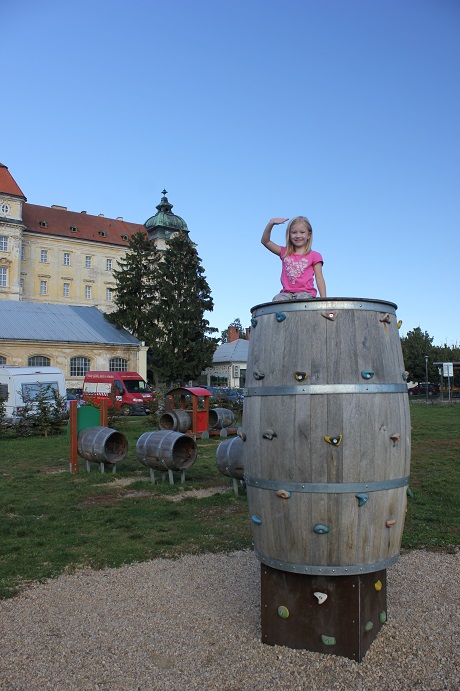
[408,383,440,396]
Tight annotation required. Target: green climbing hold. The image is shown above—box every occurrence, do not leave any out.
[321,634,336,646]
[365,621,373,632]
[379,611,387,624]
[277,606,289,619]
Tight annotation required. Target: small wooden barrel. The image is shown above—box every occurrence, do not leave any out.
[77,426,128,464]
[242,298,410,576]
[216,436,245,479]
[159,409,191,433]
[209,407,234,430]
[136,430,197,471]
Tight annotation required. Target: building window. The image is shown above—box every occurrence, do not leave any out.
[19,278,24,293]
[110,358,128,372]
[85,285,92,299]
[40,280,47,295]
[63,252,71,266]
[106,287,113,301]
[21,243,25,260]
[0,267,7,287]
[0,236,7,251]
[70,356,90,377]
[0,355,6,365]
[28,356,51,367]
[106,258,112,271]
[85,256,92,268]
[40,249,48,263]
[63,282,70,297]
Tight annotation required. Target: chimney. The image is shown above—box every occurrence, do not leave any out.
[228,326,240,343]
[116,216,123,221]
[245,328,251,340]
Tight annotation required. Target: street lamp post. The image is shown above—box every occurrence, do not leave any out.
[424,355,429,405]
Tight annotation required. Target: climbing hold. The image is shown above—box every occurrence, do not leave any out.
[250,318,258,327]
[275,312,286,322]
[356,493,369,507]
[390,433,400,446]
[321,635,336,646]
[361,370,374,380]
[251,515,262,525]
[386,519,396,528]
[294,371,308,381]
[262,429,277,440]
[407,487,414,498]
[402,371,407,381]
[253,369,265,380]
[277,606,289,619]
[314,524,330,535]
[365,621,374,632]
[237,428,247,441]
[324,434,342,446]
[374,580,382,591]
[379,313,392,324]
[314,592,328,605]
[379,611,387,624]
[397,320,403,329]
[321,311,337,321]
[276,489,291,499]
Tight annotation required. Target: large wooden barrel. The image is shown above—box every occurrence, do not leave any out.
[242,298,410,576]
[209,408,234,430]
[136,430,197,471]
[77,426,128,464]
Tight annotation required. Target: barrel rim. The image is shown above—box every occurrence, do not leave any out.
[255,550,400,576]
[251,297,398,315]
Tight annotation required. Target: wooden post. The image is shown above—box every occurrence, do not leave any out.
[100,398,109,427]
[69,399,78,474]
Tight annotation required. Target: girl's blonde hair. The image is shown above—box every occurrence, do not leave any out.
[284,216,313,256]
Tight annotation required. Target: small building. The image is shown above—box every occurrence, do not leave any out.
[0,300,148,389]
[202,326,249,388]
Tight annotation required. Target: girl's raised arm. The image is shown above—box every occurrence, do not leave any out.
[261,218,289,256]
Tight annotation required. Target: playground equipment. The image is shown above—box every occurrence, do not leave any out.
[241,298,410,661]
[136,429,197,484]
[215,434,245,495]
[161,387,236,437]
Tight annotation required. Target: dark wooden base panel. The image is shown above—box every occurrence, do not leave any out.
[261,564,387,662]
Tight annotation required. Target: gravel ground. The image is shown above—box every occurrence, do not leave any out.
[0,549,458,691]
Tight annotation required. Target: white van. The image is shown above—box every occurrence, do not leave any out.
[0,366,67,424]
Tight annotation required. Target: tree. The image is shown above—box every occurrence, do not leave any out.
[149,234,218,386]
[107,231,160,342]
[400,327,437,383]
[221,318,247,343]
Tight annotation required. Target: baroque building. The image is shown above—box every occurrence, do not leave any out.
[0,163,189,385]
[0,164,187,311]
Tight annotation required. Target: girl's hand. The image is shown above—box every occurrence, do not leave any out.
[270,217,289,225]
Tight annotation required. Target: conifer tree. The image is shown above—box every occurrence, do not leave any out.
[108,231,159,342]
[150,233,218,385]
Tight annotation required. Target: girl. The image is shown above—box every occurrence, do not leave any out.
[261,216,326,301]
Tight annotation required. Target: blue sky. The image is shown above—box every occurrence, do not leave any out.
[3,0,459,346]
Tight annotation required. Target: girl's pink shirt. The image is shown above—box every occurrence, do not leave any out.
[279,247,324,296]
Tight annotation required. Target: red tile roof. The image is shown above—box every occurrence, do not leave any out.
[22,203,146,246]
[0,163,26,199]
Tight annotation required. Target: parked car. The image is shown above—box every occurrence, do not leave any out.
[408,383,440,396]
[63,391,86,416]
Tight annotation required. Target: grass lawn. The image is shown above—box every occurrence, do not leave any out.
[0,404,458,599]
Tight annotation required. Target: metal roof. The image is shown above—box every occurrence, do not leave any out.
[212,339,249,363]
[0,302,141,345]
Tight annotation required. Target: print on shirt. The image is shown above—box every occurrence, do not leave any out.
[284,256,309,285]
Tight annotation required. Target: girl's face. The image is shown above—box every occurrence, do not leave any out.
[289,221,311,249]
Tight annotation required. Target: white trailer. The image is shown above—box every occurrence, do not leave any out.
[0,366,66,424]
